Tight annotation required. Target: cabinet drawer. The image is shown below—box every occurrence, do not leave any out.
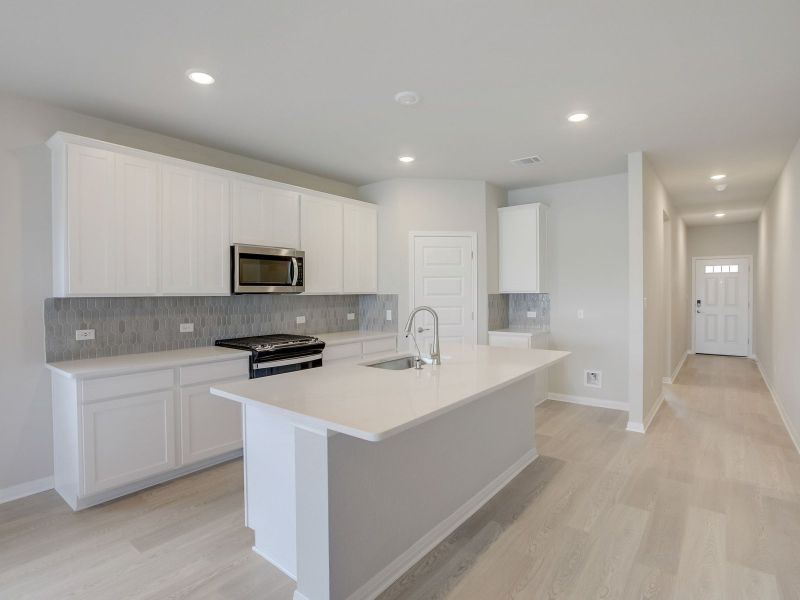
[363,336,396,356]
[488,334,532,349]
[180,359,249,386]
[323,342,362,361]
[83,369,174,402]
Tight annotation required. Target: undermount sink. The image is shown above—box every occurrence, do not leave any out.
[365,355,420,370]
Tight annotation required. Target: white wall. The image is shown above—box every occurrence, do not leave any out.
[628,152,689,431]
[686,222,759,260]
[755,136,800,450]
[358,179,495,343]
[508,174,629,406]
[0,90,357,497]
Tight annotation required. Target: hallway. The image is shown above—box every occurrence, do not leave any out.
[1,356,798,599]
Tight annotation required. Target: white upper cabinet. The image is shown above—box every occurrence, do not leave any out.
[61,144,117,295]
[300,195,343,294]
[56,144,159,296]
[231,180,300,249]
[498,203,548,293]
[161,165,230,295]
[49,133,378,297]
[342,202,378,293]
[115,153,160,295]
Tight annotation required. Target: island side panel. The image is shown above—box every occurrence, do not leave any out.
[244,403,298,579]
[327,375,538,600]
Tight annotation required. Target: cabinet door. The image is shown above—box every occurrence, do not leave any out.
[300,195,343,293]
[499,204,545,293]
[197,174,230,294]
[231,180,299,248]
[65,144,116,294]
[179,383,242,465]
[343,203,378,293]
[81,390,177,496]
[161,165,198,293]
[115,154,160,294]
[162,166,230,295]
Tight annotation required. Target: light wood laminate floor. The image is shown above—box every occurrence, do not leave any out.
[2,355,799,599]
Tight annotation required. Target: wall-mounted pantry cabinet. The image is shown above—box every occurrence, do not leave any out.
[48,132,378,297]
[498,203,548,293]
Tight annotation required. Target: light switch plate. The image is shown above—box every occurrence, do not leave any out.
[179,323,194,333]
[577,309,585,319]
[296,315,306,324]
[347,313,355,321]
[75,329,95,341]
[526,311,537,318]
[385,310,392,321]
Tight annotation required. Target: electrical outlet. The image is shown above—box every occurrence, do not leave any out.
[584,370,602,388]
[347,312,355,321]
[179,323,194,333]
[577,309,584,319]
[526,311,537,319]
[296,315,306,324]
[75,329,95,341]
[385,309,392,321]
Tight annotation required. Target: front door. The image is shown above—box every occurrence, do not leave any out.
[694,257,750,356]
[411,234,476,350]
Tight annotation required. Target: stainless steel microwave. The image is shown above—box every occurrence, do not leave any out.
[232,245,305,293]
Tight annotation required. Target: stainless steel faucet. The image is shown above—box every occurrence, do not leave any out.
[403,306,441,365]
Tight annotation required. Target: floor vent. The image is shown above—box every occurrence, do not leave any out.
[510,155,543,166]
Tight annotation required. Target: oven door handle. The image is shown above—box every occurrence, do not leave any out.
[290,257,299,286]
[253,353,322,370]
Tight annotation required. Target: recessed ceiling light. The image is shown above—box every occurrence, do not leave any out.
[714,212,726,218]
[398,156,415,163]
[709,174,727,181]
[186,70,215,85]
[567,112,589,123]
[394,91,420,106]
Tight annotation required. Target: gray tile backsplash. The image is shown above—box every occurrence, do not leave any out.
[508,293,550,331]
[358,294,399,333]
[44,294,398,362]
[488,294,509,330]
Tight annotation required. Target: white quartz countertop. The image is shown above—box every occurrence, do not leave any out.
[314,330,397,346]
[47,346,250,379]
[212,345,569,442]
[489,328,550,336]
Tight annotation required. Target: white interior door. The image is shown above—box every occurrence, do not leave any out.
[411,234,476,350]
[694,257,750,356]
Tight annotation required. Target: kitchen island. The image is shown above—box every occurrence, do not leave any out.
[211,344,568,600]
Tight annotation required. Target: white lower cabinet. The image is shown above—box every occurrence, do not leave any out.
[52,355,248,510]
[488,330,551,405]
[180,383,242,465]
[82,390,177,496]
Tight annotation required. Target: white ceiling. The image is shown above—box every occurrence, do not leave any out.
[2,1,799,224]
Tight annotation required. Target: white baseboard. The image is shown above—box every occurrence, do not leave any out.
[663,350,689,385]
[252,545,297,581]
[627,389,665,434]
[345,448,539,600]
[755,358,800,455]
[547,392,628,412]
[0,475,54,504]
[644,390,666,431]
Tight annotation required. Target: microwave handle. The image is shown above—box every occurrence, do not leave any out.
[291,257,299,286]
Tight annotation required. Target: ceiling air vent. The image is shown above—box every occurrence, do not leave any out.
[510,155,543,167]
